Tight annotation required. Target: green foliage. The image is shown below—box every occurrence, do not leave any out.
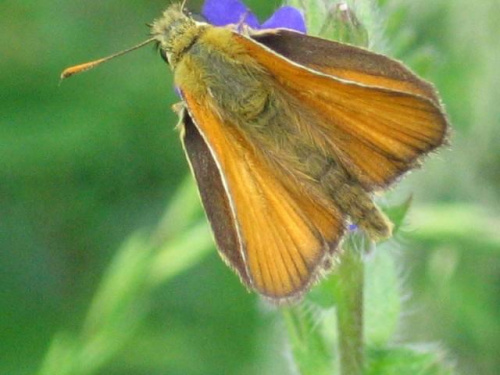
[282,206,453,374]
[282,305,336,374]
[366,345,453,375]
[38,178,212,375]
[384,196,413,235]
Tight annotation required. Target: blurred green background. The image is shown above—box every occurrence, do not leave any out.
[1,0,499,374]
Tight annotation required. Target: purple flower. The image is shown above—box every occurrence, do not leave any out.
[202,0,306,33]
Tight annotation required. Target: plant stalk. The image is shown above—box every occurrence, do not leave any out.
[333,237,366,375]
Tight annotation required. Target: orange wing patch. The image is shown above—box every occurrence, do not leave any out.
[303,83,446,188]
[182,91,344,299]
[237,32,449,190]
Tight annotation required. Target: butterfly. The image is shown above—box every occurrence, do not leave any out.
[62,2,449,302]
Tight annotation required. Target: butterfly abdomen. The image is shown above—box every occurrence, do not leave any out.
[317,161,393,240]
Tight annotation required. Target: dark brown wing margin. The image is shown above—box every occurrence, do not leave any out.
[180,108,251,286]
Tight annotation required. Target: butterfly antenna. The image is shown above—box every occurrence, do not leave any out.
[60,37,156,81]
[180,0,188,12]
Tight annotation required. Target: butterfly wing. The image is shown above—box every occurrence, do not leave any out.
[179,93,345,300]
[179,106,251,287]
[251,29,441,104]
[175,26,448,299]
[235,30,449,190]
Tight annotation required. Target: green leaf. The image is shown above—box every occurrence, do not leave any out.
[282,304,337,375]
[286,0,327,37]
[384,196,413,235]
[366,345,454,375]
[364,244,401,346]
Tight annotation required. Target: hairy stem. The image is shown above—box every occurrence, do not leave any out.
[333,237,367,375]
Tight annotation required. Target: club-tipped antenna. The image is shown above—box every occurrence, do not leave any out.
[60,37,156,81]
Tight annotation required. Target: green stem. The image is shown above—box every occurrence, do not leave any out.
[333,237,366,375]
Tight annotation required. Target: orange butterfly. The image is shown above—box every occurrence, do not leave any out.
[62,3,449,302]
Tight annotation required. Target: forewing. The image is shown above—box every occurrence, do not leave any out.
[251,29,441,104]
[238,30,449,190]
[180,91,345,300]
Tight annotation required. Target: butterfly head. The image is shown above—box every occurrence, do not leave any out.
[151,4,205,68]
